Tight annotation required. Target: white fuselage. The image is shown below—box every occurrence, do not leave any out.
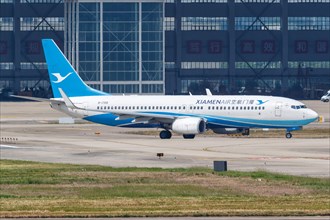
[50,95,318,130]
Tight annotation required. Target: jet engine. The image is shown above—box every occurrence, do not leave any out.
[212,128,250,135]
[171,117,206,134]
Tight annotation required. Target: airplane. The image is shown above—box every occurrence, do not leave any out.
[25,39,320,139]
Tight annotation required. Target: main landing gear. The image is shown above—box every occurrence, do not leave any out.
[159,130,196,139]
[285,132,292,139]
[183,134,195,139]
[160,130,172,139]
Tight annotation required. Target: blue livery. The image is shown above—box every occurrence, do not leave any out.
[42,39,108,98]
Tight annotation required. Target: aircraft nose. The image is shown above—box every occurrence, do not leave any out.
[307,109,319,121]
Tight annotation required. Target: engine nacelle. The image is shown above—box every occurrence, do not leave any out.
[212,128,249,135]
[171,117,206,134]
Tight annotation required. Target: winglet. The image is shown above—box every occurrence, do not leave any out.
[58,88,77,109]
[206,88,212,96]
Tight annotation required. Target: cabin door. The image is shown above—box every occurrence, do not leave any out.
[82,103,89,116]
[275,102,282,117]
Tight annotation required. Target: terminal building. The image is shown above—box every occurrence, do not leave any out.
[0,0,329,98]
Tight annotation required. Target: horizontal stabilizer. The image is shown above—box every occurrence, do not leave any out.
[10,95,50,102]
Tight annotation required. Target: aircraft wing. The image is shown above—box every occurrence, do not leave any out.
[112,111,177,120]
[58,88,179,123]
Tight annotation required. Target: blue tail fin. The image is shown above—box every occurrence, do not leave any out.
[42,39,108,98]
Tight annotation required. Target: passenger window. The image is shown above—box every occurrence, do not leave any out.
[224,107,226,110]
[220,106,223,110]
[262,107,265,110]
[244,107,246,110]
[208,106,211,110]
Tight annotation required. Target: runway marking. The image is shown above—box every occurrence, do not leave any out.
[0,144,20,149]
[247,156,330,160]
[55,127,92,131]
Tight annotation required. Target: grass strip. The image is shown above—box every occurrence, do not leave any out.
[0,160,329,217]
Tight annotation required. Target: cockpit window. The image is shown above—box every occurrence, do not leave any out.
[291,105,307,109]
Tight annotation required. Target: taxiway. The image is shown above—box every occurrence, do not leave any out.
[1,101,329,177]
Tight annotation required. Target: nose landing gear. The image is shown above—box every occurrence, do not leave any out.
[285,127,302,139]
[285,132,292,139]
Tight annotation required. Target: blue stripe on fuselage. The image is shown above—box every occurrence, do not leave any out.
[83,111,315,129]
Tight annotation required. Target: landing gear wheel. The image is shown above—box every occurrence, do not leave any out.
[183,134,195,139]
[242,128,250,136]
[286,132,292,139]
[160,130,172,139]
